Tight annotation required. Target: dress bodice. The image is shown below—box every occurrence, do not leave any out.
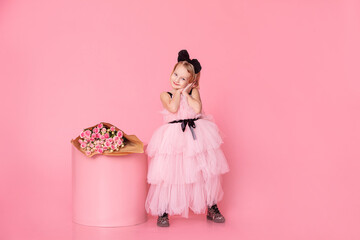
[160,92,202,123]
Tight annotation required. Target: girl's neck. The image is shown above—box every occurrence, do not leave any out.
[170,88,178,95]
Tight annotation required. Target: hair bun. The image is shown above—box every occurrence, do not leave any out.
[190,59,201,74]
[177,49,202,74]
[177,49,190,62]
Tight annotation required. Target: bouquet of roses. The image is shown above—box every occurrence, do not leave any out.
[78,123,125,156]
[71,122,144,157]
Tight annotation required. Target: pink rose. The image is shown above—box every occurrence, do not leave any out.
[104,133,109,138]
[80,143,87,148]
[111,145,116,150]
[85,130,91,137]
[101,128,107,134]
[93,127,99,134]
[105,141,111,147]
[98,123,103,129]
[113,136,119,141]
[110,126,115,132]
[80,131,85,138]
[117,131,123,138]
[78,139,83,144]
[98,148,104,154]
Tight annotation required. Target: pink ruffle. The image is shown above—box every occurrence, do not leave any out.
[147,147,229,184]
[145,175,225,218]
[146,118,225,156]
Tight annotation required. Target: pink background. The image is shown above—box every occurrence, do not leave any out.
[1,0,360,239]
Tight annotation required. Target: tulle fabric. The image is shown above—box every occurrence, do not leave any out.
[146,117,225,157]
[145,175,225,218]
[145,94,230,217]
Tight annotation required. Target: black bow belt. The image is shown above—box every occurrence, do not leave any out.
[168,117,200,140]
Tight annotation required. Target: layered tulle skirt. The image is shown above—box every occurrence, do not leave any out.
[145,117,230,218]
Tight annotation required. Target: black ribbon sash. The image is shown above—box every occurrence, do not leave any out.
[168,117,200,140]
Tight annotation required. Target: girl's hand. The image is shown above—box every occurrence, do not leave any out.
[182,82,194,95]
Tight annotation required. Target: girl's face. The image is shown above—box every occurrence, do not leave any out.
[170,64,192,90]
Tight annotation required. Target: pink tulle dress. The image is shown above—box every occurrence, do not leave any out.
[145,90,230,218]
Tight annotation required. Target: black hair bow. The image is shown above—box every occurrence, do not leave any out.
[177,49,202,74]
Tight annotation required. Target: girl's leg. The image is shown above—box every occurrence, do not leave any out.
[204,176,226,223]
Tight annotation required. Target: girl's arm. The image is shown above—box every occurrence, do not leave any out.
[160,90,181,113]
[183,88,202,114]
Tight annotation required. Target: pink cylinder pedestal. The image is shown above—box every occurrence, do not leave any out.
[72,144,148,227]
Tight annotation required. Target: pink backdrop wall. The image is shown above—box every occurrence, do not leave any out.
[1,0,359,239]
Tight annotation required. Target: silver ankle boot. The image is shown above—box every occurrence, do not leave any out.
[157,212,170,227]
[206,204,225,223]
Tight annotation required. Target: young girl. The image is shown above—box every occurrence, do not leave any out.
[145,49,230,227]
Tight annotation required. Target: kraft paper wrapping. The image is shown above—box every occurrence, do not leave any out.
[70,122,144,157]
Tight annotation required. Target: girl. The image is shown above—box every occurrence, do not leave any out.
[145,49,230,227]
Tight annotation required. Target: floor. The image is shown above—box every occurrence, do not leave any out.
[73,213,237,240]
[2,210,248,240]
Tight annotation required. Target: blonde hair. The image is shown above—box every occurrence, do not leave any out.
[170,61,201,89]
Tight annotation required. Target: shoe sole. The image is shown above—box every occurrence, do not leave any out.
[206,215,225,223]
[157,223,170,227]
